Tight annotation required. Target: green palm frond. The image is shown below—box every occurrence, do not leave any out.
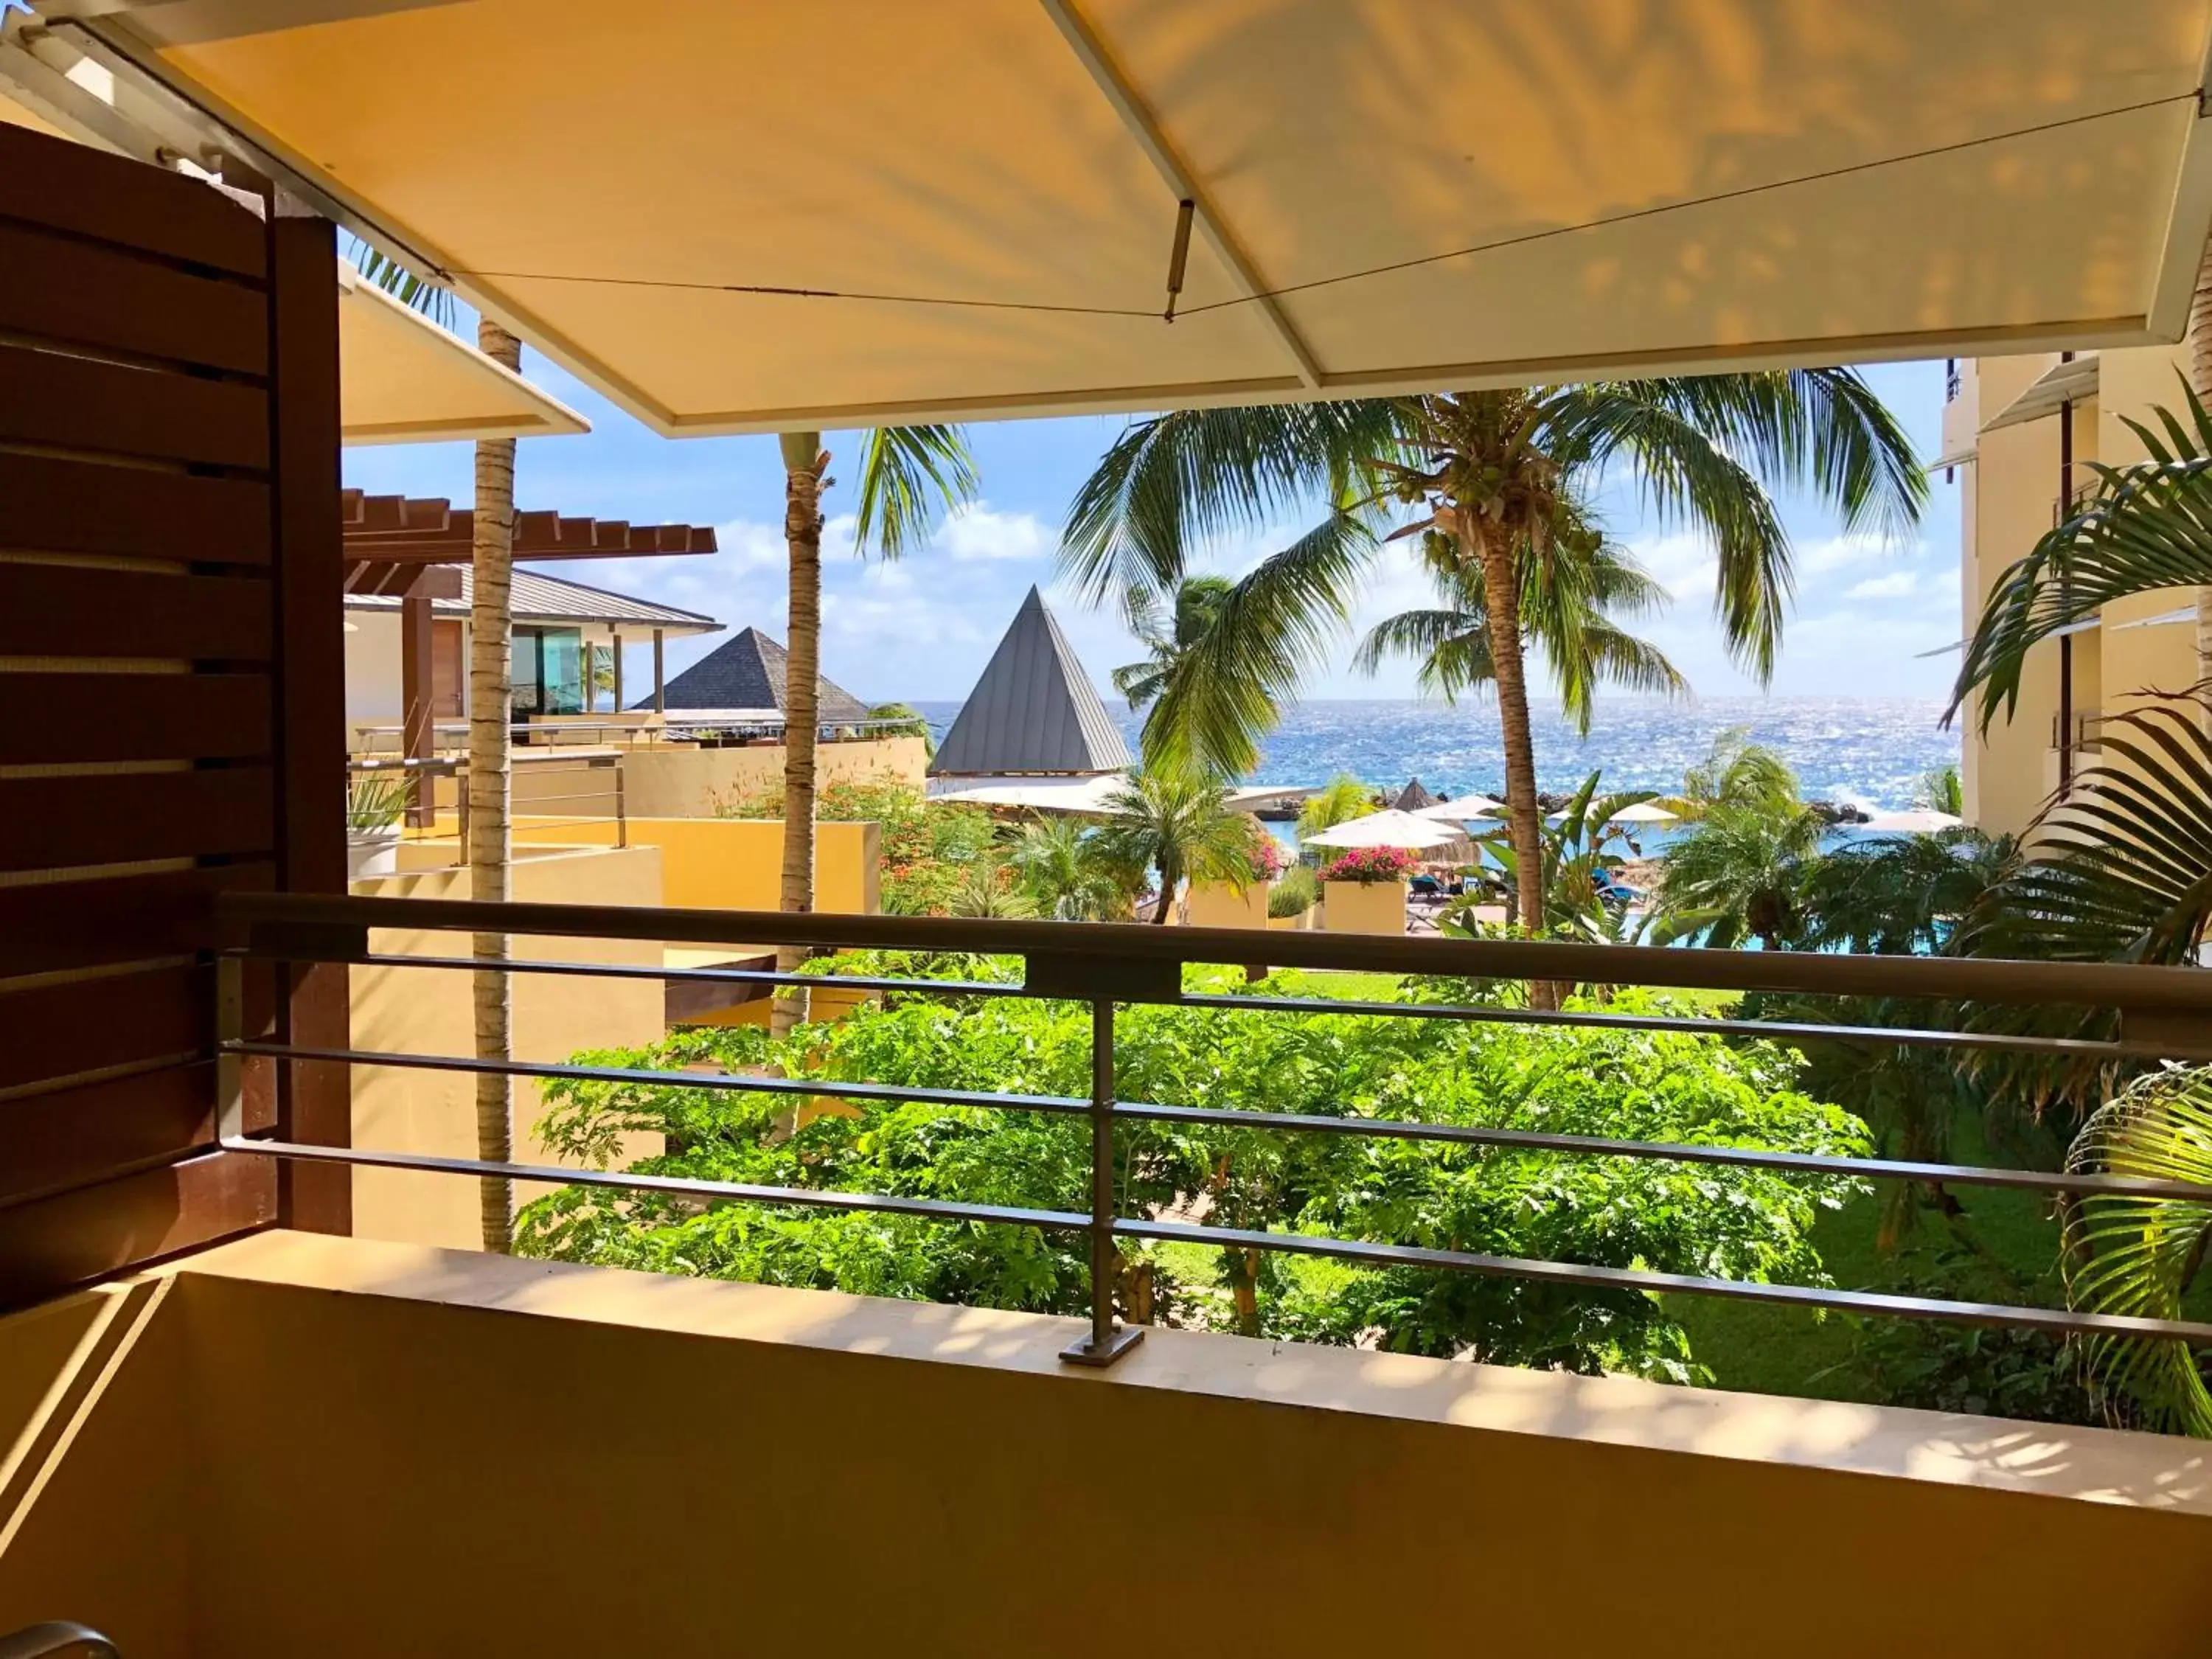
[853,425,979,558]
[1092,769,1254,922]
[348,240,457,329]
[1058,402,1405,608]
[1955,689,2212,1116]
[2065,1068,2212,1436]
[1139,510,1377,778]
[1954,381,2212,732]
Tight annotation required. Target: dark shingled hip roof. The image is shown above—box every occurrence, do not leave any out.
[647,625,872,723]
[930,586,1132,776]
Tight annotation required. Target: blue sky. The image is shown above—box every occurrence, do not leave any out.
[344,351,1963,706]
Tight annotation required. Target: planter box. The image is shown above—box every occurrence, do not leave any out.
[1187,879,1270,930]
[1321,878,1406,936]
[346,827,403,883]
[1265,908,1316,932]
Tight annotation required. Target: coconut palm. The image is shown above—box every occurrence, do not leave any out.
[774,426,976,1034]
[1295,773,1378,840]
[1061,375,1922,944]
[1655,799,1823,951]
[1006,815,1133,921]
[1091,770,1256,925]
[1951,384,2212,731]
[1354,510,1685,730]
[1675,727,1802,820]
[1113,575,1234,720]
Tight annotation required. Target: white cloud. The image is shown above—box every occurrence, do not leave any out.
[1623,532,1718,599]
[1799,533,1898,575]
[1844,571,1921,600]
[934,502,1050,562]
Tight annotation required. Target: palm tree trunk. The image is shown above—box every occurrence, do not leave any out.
[1153,856,1175,923]
[469,320,519,1252]
[773,431,826,1037]
[2191,237,2212,693]
[1472,528,1554,1004]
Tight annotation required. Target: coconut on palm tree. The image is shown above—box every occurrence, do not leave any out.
[1092,769,1257,924]
[1061,375,1923,947]
[774,426,976,1034]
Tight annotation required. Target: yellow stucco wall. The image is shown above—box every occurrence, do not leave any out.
[493,815,882,917]
[1186,880,1270,929]
[1961,345,2208,836]
[7,1233,2212,1658]
[619,737,927,816]
[1321,879,1405,936]
[347,845,669,1250]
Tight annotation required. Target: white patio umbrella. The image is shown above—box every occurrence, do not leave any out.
[1856,809,1964,834]
[1411,795,1503,821]
[1545,801,1679,824]
[1302,809,1463,851]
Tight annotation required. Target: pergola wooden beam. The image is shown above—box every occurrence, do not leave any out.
[341,490,717,560]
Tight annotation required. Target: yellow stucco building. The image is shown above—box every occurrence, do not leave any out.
[1947,346,2206,835]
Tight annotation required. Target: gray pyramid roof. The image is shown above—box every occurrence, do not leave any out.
[647,625,871,723]
[930,587,1132,776]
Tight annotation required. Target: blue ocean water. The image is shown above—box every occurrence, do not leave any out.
[912,697,1960,813]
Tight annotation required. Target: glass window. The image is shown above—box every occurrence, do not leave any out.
[512,625,544,713]
[538,628,584,715]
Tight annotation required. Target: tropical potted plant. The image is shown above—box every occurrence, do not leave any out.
[1318,845,1416,936]
[1266,865,1319,931]
[1188,829,1287,929]
[346,771,408,882]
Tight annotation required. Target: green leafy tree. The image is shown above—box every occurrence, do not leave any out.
[1006,815,1137,921]
[1091,769,1256,924]
[1916,762,1965,817]
[1061,375,1923,941]
[1657,804,1821,951]
[518,966,1868,1378]
[1675,726,1802,819]
[866,701,937,760]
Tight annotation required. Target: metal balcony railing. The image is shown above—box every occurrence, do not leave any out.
[346,754,627,851]
[213,894,2212,1366]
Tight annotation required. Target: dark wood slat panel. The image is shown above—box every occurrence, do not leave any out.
[270,210,353,1236]
[0,119,265,279]
[0,220,267,375]
[0,1062,213,1208]
[0,563,271,661]
[0,341,270,470]
[0,1150,275,1311]
[0,453,270,565]
[0,768,273,872]
[0,675,271,765]
[0,964,209,1093]
[0,863,272,979]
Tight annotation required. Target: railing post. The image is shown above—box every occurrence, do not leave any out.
[1061,994,1144,1366]
[614,754,627,849]
[217,951,245,1143]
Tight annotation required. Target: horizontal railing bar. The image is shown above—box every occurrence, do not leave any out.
[215,891,2212,1012]
[261,950,1029,1001]
[1115,1217,2212,1346]
[1179,992,2147,1059]
[228,1038,2212,1203]
[215,1136,2212,1346]
[1115,1101,2212,1203]
[220,1138,1088,1231]
[223,1041,1088,1116]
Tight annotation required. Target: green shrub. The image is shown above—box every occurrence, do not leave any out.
[1268,866,1318,917]
[520,977,1868,1382]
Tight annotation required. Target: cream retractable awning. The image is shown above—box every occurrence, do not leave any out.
[335,260,588,445]
[0,80,588,445]
[37,0,2212,434]
[1979,354,2102,435]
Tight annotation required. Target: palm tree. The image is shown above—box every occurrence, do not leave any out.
[1006,815,1133,921]
[1797,827,2014,957]
[1113,576,1234,718]
[1061,375,1922,945]
[1674,726,1801,820]
[1916,763,1965,818]
[1091,770,1255,924]
[773,426,976,1034]
[347,246,521,1250]
[1655,800,1822,950]
[1354,512,1685,729]
[1295,774,1377,840]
